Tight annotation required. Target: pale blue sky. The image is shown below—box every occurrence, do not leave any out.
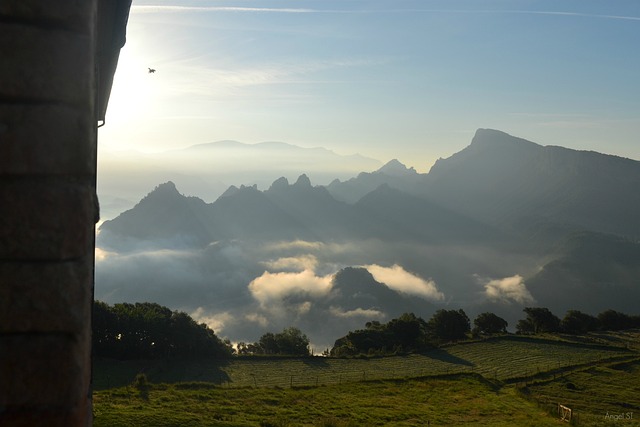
[100,0,640,171]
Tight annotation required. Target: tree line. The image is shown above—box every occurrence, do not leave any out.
[330,307,640,357]
[93,301,639,359]
[516,307,640,335]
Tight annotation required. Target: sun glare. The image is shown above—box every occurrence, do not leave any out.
[104,49,156,126]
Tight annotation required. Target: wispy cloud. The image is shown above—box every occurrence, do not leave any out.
[168,58,379,92]
[364,264,445,301]
[132,6,315,14]
[329,307,385,319]
[132,6,640,21]
[483,274,535,305]
[248,269,334,307]
[262,255,319,272]
[501,10,640,22]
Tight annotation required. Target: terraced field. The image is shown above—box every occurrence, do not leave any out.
[94,331,640,426]
[95,333,636,389]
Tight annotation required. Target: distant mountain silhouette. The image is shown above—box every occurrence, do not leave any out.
[98,140,382,221]
[98,182,214,249]
[327,159,426,203]
[98,129,640,324]
[177,140,382,175]
[330,267,430,315]
[422,129,640,239]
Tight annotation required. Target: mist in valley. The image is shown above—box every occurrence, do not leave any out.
[95,130,640,349]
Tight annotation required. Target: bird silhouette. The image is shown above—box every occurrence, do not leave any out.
[148,68,156,73]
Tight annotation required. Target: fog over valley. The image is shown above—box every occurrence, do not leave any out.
[95,129,640,349]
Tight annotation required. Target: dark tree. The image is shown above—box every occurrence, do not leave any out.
[560,310,599,334]
[274,327,311,356]
[330,313,432,356]
[597,310,631,331]
[516,318,535,335]
[517,307,560,334]
[249,327,311,356]
[387,313,430,349]
[257,332,279,355]
[473,312,508,335]
[92,301,233,360]
[427,309,470,342]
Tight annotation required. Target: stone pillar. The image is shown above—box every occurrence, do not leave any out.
[0,1,98,425]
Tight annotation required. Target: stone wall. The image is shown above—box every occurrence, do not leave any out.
[0,1,99,425]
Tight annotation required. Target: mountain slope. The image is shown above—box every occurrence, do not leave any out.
[98,182,214,248]
[526,231,640,315]
[422,129,640,239]
[354,184,505,244]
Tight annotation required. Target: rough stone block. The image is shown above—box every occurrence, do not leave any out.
[0,178,96,260]
[0,23,94,107]
[0,104,95,175]
[0,0,96,34]
[0,332,91,407]
[0,258,92,333]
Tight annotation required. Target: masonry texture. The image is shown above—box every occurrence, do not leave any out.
[0,2,99,425]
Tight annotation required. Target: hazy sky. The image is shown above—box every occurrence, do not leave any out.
[99,0,640,172]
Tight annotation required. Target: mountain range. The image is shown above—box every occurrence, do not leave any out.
[97,140,382,220]
[96,129,640,346]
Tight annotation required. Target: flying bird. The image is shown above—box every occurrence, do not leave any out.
[148,68,156,74]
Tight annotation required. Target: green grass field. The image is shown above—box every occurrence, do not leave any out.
[93,331,640,426]
[524,358,640,426]
[93,374,562,427]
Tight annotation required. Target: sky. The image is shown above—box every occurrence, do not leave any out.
[99,0,640,172]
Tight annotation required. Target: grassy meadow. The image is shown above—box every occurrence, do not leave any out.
[93,331,640,426]
[93,374,560,427]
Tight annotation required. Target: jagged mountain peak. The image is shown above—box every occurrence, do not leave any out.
[137,181,183,204]
[375,159,418,177]
[268,177,290,192]
[293,174,312,188]
[469,129,541,151]
[219,185,239,198]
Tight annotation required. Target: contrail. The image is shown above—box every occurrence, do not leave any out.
[132,6,315,14]
[132,5,640,22]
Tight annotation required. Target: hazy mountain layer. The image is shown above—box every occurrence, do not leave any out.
[96,129,640,347]
[98,140,382,220]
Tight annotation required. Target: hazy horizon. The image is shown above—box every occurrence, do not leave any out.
[98,0,640,171]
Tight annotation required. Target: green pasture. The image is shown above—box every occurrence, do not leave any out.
[524,358,640,426]
[93,331,640,426]
[95,333,635,390]
[93,374,561,427]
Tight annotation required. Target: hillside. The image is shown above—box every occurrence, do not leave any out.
[94,332,636,389]
[93,331,640,426]
[423,129,640,239]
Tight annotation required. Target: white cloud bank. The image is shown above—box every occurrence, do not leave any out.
[262,255,318,272]
[483,274,535,304]
[191,308,234,334]
[329,307,385,319]
[364,264,444,301]
[248,269,333,306]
